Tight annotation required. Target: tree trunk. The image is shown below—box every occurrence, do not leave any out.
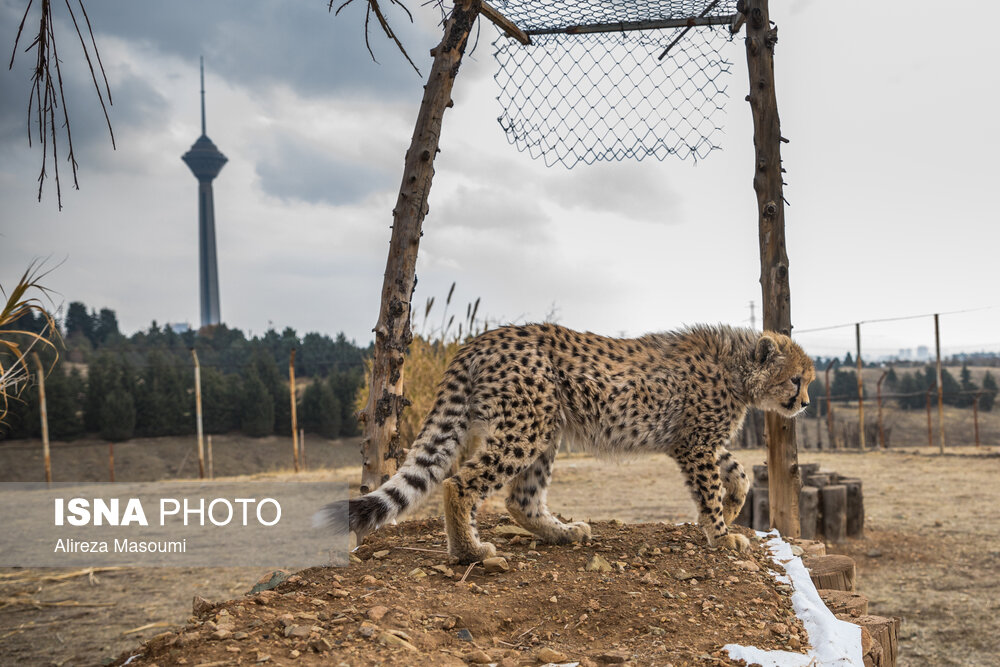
[743,0,800,537]
[359,0,481,494]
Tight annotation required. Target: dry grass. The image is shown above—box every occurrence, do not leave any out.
[0,260,62,427]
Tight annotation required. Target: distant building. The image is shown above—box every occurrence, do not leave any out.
[169,322,191,334]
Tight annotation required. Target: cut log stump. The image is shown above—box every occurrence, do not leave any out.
[819,589,868,616]
[803,554,856,592]
[735,487,753,528]
[752,486,770,532]
[822,484,848,544]
[790,538,826,557]
[799,485,819,540]
[837,613,900,667]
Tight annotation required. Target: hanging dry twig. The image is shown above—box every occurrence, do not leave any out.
[8,0,114,209]
[329,0,423,75]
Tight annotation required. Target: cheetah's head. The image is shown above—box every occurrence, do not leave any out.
[748,332,815,418]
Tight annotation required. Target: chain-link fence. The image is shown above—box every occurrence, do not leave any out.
[492,1,740,167]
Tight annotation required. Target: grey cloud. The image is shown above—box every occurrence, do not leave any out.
[255,133,393,205]
[545,162,681,224]
[430,184,550,241]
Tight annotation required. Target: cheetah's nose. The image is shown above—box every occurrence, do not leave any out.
[801,400,809,408]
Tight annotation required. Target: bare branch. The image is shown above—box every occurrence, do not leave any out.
[329,0,421,75]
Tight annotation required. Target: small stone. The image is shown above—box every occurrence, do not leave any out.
[733,560,760,572]
[310,637,332,652]
[790,545,804,556]
[211,629,231,640]
[673,569,695,580]
[249,570,291,595]
[456,628,474,641]
[495,525,535,538]
[284,625,312,638]
[255,652,271,663]
[358,622,377,638]
[595,650,628,664]
[788,634,801,649]
[408,567,427,579]
[372,549,391,559]
[192,596,213,616]
[465,649,493,664]
[432,564,455,577]
[549,595,558,603]
[234,631,249,640]
[585,554,613,573]
[226,645,241,653]
[866,548,883,558]
[536,647,568,663]
[482,556,510,573]
[378,631,419,651]
[769,622,788,635]
[290,649,300,658]
[368,605,389,621]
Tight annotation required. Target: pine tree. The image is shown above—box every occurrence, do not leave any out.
[300,380,342,438]
[956,363,977,408]
[100,388,136,441]
[981,372,998,412]
[241,371,274,437]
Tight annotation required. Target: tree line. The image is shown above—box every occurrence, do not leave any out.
[1,302,373,442]
[805,362,997,417]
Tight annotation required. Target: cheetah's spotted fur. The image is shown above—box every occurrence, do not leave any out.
[322,324,815,563]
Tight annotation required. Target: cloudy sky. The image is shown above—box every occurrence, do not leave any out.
[1,0,997,360]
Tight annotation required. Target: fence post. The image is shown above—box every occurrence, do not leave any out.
[855,323,865,450]
[933,314,945,453]
[925,383,935,448]
[33,353,52,485]
[824,360,835,449]
[876,369,888,449]
[289,349,300,473]
[191,349,205,479]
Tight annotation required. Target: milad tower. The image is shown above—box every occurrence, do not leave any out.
[182,57,227,328]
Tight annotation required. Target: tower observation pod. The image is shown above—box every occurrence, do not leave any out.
[181,57,227,328]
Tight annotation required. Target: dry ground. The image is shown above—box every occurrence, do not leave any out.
[1,437,998,665]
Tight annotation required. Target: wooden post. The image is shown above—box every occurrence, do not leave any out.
[876,369,888,449]
[289,348,299,473]
[973,390,982,447]
[799,485,819,540]
[360,0,482,494]
[934,314,945,453]
[191,349,205,479]
[825,360,835,449]
[743,0,799,537]
[207,434,214,479]
[33,354,51,485]
[821,484,847,544]
[855,323,865,450]
[925,383,934,447]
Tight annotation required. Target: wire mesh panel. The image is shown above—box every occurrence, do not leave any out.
[492,1,740,168]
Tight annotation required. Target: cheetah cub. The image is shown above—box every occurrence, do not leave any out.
[321,324,815,563]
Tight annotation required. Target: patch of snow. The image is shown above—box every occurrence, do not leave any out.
[724,530,865,666]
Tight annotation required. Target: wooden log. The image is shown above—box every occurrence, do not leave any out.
[839,614,900,667]
[798,462,820,478]
[752,463,769,487]
[790,538,826,557]
[798,485,819,540]
[822,484,847,544]
[752,486,770,532]
[735,486,754,528]
[806,473,831,487]
[819,589,868,616]
[803,554,856,592]
[840,477,865,537]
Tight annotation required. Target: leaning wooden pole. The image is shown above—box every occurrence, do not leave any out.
[934,313,945,453]
[855,323,865,450]
[191,349,205,479]
[289,348,300,473]
[743,0,799,537]
[360,0,482,494]
[33,353,51,485]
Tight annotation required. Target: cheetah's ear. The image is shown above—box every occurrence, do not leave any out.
[755,334,778,364]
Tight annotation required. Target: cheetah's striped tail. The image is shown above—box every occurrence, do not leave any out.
[314,405,471,543]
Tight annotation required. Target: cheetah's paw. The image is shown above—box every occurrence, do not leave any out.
[450,540,497,565]
[714,532,751,552]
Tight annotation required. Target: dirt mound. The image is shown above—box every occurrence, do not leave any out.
[114,515,808,666]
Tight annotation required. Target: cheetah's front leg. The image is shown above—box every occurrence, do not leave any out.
[679,448,750,552]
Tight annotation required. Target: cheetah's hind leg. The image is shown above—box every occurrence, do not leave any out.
[505,445,591,545]
[717,447,750,526]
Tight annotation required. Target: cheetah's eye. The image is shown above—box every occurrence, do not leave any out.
[791,375,801,386]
